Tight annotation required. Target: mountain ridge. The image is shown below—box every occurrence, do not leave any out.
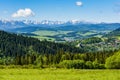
[1,20,120,41]
[0,19,120,32]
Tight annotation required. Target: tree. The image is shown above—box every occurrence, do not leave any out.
[35,55,43,68]
[85,61,93,69]
[92,59,100,69]
[105,51,120,69]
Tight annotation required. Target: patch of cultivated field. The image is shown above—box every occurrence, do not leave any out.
[77,32,97,36]
[116,36,120,40]
[33,36,55,41]
[0,69,120,80]
[32,30,74,41]
[33,30,73,36]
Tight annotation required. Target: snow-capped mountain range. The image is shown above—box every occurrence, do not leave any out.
[0,19,93,27]
[0,19,120,34]
[0,19,91,30]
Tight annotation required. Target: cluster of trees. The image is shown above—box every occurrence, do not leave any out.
[81,37,103,44]
[105,51,120,69]
[0,48,118,69]
[105,27,120,37]
[59,60,104,69]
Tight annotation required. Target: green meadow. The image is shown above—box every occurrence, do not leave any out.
[32,30,73,41]
[32,30,72,36]
[0,69,119,80]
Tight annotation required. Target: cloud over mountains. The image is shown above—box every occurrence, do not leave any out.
[12,8,35,18]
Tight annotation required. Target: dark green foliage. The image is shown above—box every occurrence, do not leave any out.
[0,30,81,56]
[81,37,103,44]
[0,30,83,65]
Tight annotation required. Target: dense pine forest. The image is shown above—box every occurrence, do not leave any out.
[0,30,120,69]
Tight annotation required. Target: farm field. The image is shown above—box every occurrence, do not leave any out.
[32,30,73,36]
[31,30,106,41]
[33,36,55,41]
[32,30,74,41]
[0,69,119,80]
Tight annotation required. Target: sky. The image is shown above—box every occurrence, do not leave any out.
[0,0,120,23]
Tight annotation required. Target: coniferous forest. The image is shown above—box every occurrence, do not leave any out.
[0,30,120,69]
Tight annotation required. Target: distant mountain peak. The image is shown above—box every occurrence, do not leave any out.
[0,19,120,32]
[0,19,94,26]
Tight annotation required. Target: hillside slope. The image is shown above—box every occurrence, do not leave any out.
[0,30,82,57]
[105,27,120,38]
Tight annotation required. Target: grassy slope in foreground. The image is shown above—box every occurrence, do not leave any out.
[0,69,119,80]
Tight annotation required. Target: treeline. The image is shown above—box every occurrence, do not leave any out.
[0,49,118,69]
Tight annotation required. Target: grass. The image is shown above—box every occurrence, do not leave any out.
[77,32,96,36]
[116,36,120,40]
[0,69,120,80]
[32,30,73,41]
[32,30,106,41]
[33,30,73,36]
[33,36,55,41]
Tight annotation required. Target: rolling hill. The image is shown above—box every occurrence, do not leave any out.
[105,27,120,37]
[0,30,82,57]
[0,20,120,41]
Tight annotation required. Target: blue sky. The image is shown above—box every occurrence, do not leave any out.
[0,0,120,22]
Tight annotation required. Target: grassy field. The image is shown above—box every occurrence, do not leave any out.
[33,36,55,41]
[32,30,73,41]
[77,32,96,36]
[31,30,107,41]
[32,30,73,36]
[0,69,119,80]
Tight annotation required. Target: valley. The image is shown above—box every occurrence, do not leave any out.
[1,20,120,42]
[0,0,120,80]
[0,25,120,69]
[0,20,120,74]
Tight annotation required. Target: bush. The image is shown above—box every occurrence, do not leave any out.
[99,64,105,69]
[59,60,85,69]
[92,59,105,69]
[59,60,105,69]
[85,61,93,69]
[92,60,100,69]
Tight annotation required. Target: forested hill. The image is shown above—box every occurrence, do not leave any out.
[105,27,120,37]
[0,30,82,57]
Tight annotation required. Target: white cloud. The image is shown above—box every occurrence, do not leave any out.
[76,1,83,6]
[12,8,35,18]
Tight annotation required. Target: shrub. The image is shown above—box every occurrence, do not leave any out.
[85,61,93,69]
[99,64,105,69]
[92,59,105,69]
[92,61,100,69]
[59,60,85,69]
